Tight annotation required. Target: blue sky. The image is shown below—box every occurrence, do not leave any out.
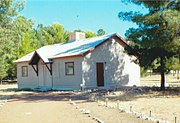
[20,0,147,37]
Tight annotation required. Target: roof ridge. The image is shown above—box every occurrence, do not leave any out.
[14,32,120,63]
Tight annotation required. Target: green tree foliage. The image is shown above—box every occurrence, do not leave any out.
[73,30,97,38]
[46,23,66,44]
[0,57,7,83]
[0,0,70,80]
[166,57,180,71]
[13,16,38,57]
[0,0,24,80]
[97,29,105,36]
[85,31,97,38]
[119,0,180,90]
[35,23,67,46]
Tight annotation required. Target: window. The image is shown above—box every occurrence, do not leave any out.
[22,66,28,77]
[65,62,74,75]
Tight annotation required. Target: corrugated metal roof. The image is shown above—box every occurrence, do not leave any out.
[14,33,117,63]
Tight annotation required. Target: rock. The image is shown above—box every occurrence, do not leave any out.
[132,111,138,115]
[145,117,154,121]
[79,108,86,112]
[156,120,170,123]
[106,104,113,108]
[156,120,164,123]
[83,110,91,114]
[112,92,117,95]
[98,102,103,106]
[72,102,76,106]
[69,99,72,102]
[137,113,146,119]
[133,85,137,88]
[120,109,126,113]
[97,119,104,123]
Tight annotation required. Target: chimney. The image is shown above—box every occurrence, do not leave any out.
[69,32,85,41]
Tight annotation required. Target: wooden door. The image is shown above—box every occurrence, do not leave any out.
[96,63,104,87]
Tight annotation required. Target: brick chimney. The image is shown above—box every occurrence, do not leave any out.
[69,32,85,41]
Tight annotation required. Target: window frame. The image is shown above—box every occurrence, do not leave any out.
[22,66,28,77]
[65,62,74,76]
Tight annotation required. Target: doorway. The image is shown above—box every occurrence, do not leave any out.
[96,63,104,87]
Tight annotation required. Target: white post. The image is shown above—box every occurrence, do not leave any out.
[117,100,120,109]
[105,98,108,107]
[149,110,152,117]
[130,106,132,112]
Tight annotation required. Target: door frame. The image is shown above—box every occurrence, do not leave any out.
[96,62,104,87]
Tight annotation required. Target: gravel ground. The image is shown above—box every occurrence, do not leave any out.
[74,99,154,123]
[0,92,96,123]
[0,90,154,123]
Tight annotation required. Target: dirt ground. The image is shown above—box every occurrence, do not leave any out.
[1,73,180,123]
[0,85,153,123]
[103,88,180,123]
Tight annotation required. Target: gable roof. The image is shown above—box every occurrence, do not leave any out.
[14,33,128,64]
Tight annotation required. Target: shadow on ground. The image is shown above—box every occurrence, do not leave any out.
[1,86,180,103]
[7,91,94,103]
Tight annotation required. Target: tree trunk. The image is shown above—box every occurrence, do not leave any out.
[178,53,180,80]
[0,78,2,85]
[160,54,166,91]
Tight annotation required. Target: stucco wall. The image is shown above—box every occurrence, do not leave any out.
[17,61,53,89]
[17,62,38,89]
[38,61,53,88]
[82,38,140,89]
[52,57,83,90]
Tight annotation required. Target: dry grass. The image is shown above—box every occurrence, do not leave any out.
[106,94,180,123]
[141,73,180,87]
[101,73,180,123]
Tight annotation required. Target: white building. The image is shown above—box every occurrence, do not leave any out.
[14,32,140,90]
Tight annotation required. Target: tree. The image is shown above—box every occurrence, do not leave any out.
[46,23,66,44]
[0,0,24,81]
[97,29,105,36]
[85,31,97,38]
[0,0,70,80]
[0,55,7,84]
[13,16,38,57]
[166,56,180,78]
[119,0,180,90]
[35,23,67,46]
[64,31,70,41]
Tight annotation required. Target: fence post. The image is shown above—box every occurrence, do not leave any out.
[175,116,177,123]
[105,98,108,107]
[117,100,120,109]
[173,112,178,123]
[149,110,152,117]
[130,106,132,112]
